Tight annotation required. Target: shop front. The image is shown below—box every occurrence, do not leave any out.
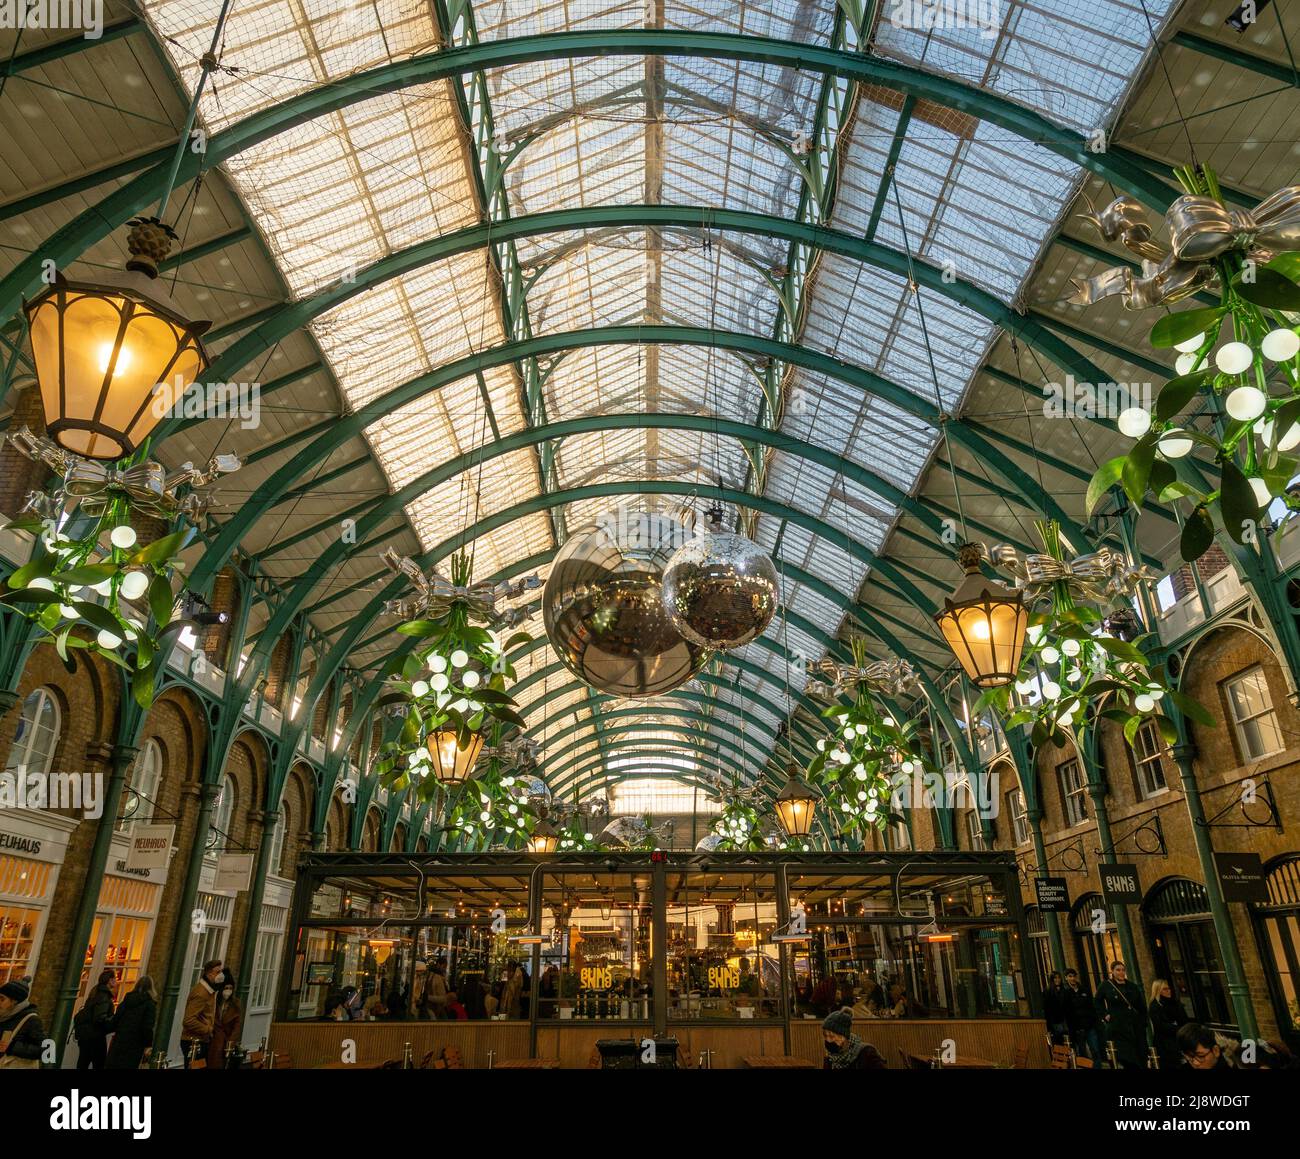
[272,851,1047,1068]
[0,811,78,987]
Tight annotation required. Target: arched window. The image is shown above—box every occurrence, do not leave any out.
[209,775,235,855]
[268,804,288,877]
[4,687,61,777]
[118,739,162,830]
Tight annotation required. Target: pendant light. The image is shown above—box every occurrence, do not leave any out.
[426,726,485,785]
[773,761,820,838]
[933,544,1029,689]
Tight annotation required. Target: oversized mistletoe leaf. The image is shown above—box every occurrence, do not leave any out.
[7,555,56,589]
[396,619,444,637]
[1153,371,1211,422]
[0,588,61,605]
[1180,504,1215,561]
[1085,456,1127,517]
[57,562,119,587]
[1148,458,1176,499]
[72,600,126,635]
[127,529,190,567]
[1148,307,1222,349]
[1219,459,1264,544]
[149,573,175,628]
[1236,269,1300,310]
[1121,433,1160,505]
[1167,687,1216,727]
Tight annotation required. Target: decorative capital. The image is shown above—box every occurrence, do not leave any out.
[125,217,176,278]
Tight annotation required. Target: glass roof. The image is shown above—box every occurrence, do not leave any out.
[137,0,1176,793]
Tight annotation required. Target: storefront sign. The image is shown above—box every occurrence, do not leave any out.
[1099,863,1141,905]
[708,965,740,989]
[580,966,612,990]
[213,852,254,893]
[1214,852,1269,903]
[1034,877,1070,913]
[0,830,42,857]
[124,824,174,871]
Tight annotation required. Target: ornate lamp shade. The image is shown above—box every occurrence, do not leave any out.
[426,726,485,785]
[24,220,209,461]
[934,544,1029,689]
[526,817,559,855]
[773,766,821,838]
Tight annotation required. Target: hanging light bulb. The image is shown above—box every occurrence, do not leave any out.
[1215,342,1253,376]
[1261,328,1300,362]
[1158,429,1194,458]
[773,762,820,838]
[425,726,485,785]
[934,544,1028,689]
[1225,386,1267,421]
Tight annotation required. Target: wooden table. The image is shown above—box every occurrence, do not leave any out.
[907,1053,998,1070]
[493,1058,560,1069]
[744,1055,819,1069]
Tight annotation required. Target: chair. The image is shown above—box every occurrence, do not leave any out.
[1074,1055,1094,1069]
[900,1049,931,1070]
[1049,1044,1073,1070]
[1009,1045,1030,1070]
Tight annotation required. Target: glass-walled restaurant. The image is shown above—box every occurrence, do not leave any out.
[277,851,1041,1038]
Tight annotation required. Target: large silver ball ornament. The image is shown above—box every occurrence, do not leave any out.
[661,522,779,650]
[694,832,727,853]
[508,775,551,811]
[543,511,708,698]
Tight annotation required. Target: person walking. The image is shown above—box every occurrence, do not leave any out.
[73,970,117,1070]
[1148,979,1189,1070]
[1064,969,1103,1061]
[0,978,44,1069]
[1043,971,1070,1045]
[180,958,223,1068]
[1095,961,1148,1069]
[208,973,243,1069]
[106,976,158,1069]
[820,1008,887,1070]
[501,961,523,1020]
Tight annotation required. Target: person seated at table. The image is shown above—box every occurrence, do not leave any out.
[821,1008,886,1071]
[444,990,468,1020]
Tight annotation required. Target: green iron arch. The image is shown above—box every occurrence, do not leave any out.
[0,28,1176,325]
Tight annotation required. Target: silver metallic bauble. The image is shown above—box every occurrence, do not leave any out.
[694,832,727,853]
[508,775,551,810]
[544,511,708,698]
[661,522,779,649]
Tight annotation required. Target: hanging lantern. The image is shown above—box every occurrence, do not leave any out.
[934,543,1028,689]
[773,764,820,838]
[425,726,485,785]
[23,218,210,461]
[526,817,559,855]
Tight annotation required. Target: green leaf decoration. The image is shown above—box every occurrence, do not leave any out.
[149,574,175,628]
[1123,714,1142,748]
[72,600,125,636]
[503,631,532,652]
[127,529,189,567]
[1167,687,1215,727]
[132,660,157,710]
[8,555,56,589]
[1148,458,1176,499]
[1157,480,1202,504]
[1219,459,1263,545]
[1148,307,1222,349]
[1121,433,1160,505]
[1153,371,1210,422]
[56,562,120,588]
[1180,504,1214,561]
[396,619,442,637]
[1236,268,1300,310]
[1266,253,1300,283]
[1086,456,1127,517]
[0,588,62,606]
[1157,717,1178,746]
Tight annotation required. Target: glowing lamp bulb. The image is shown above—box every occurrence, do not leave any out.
[1225,386,1267,422]
[1158,429,1194,459]
[1117,407,1151,438]
[1174,332,1206,354]
[1261,328,1300,363]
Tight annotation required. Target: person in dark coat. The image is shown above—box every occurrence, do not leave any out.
[0,978,44,1068]
[1095,961,1148,1068]
[1064,969,1103,1060]
[1177,1022,1234,1070]
[1148,979,1189,1070]
[73,970,117,1069]
[821,1008,887,1070]
[1043,971,1070,1044]
[106,976,157,1069]
[208,972,243,1068]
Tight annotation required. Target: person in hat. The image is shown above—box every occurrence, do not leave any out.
[0,978,45,1068]
[180,958,223,1067]
[821,1007,886,1070]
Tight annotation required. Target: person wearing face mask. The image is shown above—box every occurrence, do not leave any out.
[181,959,224,1067]
[208,971,244,1069]
[821,1008,886,1070]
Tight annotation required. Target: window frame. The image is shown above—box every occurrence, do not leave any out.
[1223,666,1285,763]
[209,774,235,855]
[118,738,162,831]
[1057,759,1089,827]
[1008,787,1031,846]
[1130,719,1168,799]
[4,687,61,777]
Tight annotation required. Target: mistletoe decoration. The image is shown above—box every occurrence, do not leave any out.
[446,745,548,850]
[1075,168,1300,562]
[0,430,239,708]
[805,639,917,837]
[973,522,1210,748]
[706,775,766,851]
[374,549,530,802]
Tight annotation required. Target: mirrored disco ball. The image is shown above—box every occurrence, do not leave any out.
[509,775,551,810]
[544,511,708,698]
[661,524,779,649]
[694,832,727,853]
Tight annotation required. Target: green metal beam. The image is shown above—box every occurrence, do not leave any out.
[1171,28,1300,89]
[0,27,1179,325]
[0,145,172,224]
[158,226,254,272]
[1,18,142,76]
